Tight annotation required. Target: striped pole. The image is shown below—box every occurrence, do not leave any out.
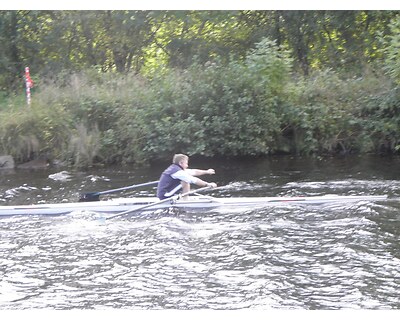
[25,67,34,106]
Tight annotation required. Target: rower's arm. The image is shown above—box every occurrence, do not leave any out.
[186,168,215,176]
[173,169,217,189]
[182,178,217,190]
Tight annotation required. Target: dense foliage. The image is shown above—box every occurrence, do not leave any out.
[0,11,399,167]
[1,11,398,89]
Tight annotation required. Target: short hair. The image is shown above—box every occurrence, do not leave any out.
[173,154,188,164]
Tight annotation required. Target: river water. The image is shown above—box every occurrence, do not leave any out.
[0,155,399,310]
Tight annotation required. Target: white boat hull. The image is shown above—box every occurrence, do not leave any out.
[0,194,388,217]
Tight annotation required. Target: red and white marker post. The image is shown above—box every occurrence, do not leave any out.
[24,67,34,106]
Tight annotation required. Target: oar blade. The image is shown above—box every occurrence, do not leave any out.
[79,192,100,202]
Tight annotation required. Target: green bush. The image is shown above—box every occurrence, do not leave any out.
[360,86,400,153]
[134,39,292,160]
[279,69,397,155]
[1,37,398,167]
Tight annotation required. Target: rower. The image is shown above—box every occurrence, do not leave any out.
[156,154,217,200]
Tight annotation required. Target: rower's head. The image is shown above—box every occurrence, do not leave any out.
[173,154,189,169]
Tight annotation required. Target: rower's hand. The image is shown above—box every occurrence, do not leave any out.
[207,182,217,188]
[206,169,215,175]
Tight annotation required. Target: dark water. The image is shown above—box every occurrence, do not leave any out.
[0,155,399,309]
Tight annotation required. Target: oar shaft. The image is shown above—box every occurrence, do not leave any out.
[80,180,159,201]
[97,180,159,196]
[106,186,212,220]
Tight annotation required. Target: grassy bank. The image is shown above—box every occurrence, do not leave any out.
[1,43,399,168]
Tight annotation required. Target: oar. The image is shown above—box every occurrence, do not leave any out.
[193,192,224,203]
[106,185,213,220]
[79,180,159,202]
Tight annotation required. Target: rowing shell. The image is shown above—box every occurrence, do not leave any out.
[0,194,388,217]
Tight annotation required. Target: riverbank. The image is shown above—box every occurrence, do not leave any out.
[1,64,399,168]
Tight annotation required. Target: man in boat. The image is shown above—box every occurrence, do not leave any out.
[157,154,217,200]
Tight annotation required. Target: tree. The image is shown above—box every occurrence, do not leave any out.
[0,10,399,93]
[382,15,400,83]
[0,11,23,91]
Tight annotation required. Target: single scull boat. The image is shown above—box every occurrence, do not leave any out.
[0,194,388,217]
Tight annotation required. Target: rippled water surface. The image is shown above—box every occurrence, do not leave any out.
[1,155,399,309]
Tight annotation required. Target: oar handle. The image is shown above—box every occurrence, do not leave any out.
[106,186,213,220]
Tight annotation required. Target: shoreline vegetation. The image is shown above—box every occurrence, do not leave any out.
[0,11,399,168]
